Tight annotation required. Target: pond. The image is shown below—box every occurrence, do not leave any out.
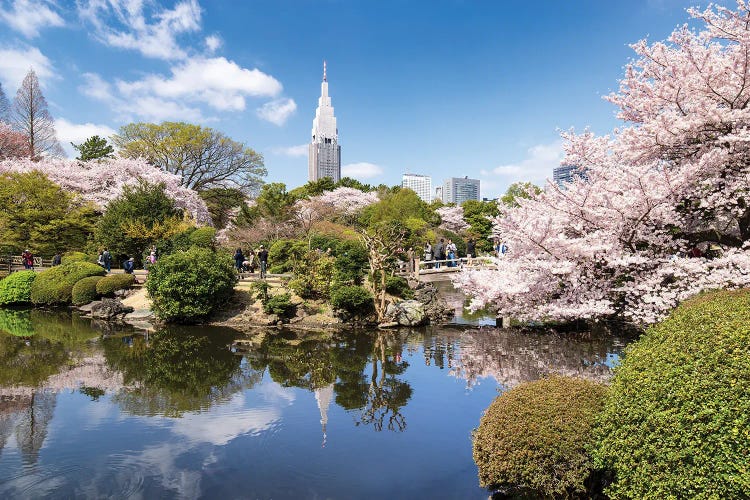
[0,308,630,499]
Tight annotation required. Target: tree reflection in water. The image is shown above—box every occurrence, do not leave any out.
[102,327,264,417]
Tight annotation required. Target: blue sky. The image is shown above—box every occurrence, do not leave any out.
[0,0,725,198]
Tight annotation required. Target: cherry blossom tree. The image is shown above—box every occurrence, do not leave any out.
[436,205,469,233]
[0,157,210,223]
[0,123,27,159]
[455,3,750,325]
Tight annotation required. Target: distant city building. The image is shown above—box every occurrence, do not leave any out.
[553,165,586,186]
[434,186,443,202]
[402,173,432,203]
[443,176,480,205]
[308,61,341,182]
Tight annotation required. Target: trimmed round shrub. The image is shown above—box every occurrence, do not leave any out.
[330,285,374,316]
[61,251,91,264]
[594,289,750,499]
[262,293,296,319]
[96,273,136,296]
[473,376,608,497]
[71,276,104,306]
[0,270,37,305]
[31,262,106,305]
[385,275,414,299]
[146,246,237,323]
[188,227,216,248]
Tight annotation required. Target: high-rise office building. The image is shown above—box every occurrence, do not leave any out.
[308,62,341,182]
[402,173,432,203]
[553,165,586,186]
[443,176,480,205]
[434,186,443,202]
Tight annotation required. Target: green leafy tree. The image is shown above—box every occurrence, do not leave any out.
[360,188,439,227]
[500,181,541,208]
[113,121,266,193]
[198,187,246,229]
[71,135,114,161]
[462,199,500,253]
[96,181,183,265]
[0,171,97,255]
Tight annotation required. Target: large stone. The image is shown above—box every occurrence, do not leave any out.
[90,298,134,320]
[391,300,427,326]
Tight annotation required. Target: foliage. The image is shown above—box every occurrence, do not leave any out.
[456,3,750,324]
[473,376,608,497]
[360,221,408,321]
[287,251,335,299]
[330,284,374,316]
[11,68,63,158]
[96,273,136,296]
[385,275,413,299]
[113,121,267,193]
[146,246,237,322]
[0,308,34,336]
[0,122,27,159]
[500,182,542,208]
[199,187,246,229]
[61,251,91,264]
[268,239,308,273]
[0,270,36,305]
[0,156,210,223]
[250,280,270,302]
[96,181,184,266]
[30,261,106,305]
[188,226,216,248]
[0,171,97,255]
[333,239,368,285]
[361,188,438,228]
[594,289,750,499]
[72,135,114,161]
[461,199,499,253]
[263,293,297,319]
[0,326,69,386]
[71,276,104,305]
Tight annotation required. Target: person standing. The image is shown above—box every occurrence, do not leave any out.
[21,249,33,270]
[233,248,245,272]
[52,252,62,266]
[102,248,112,273]
[406,247,415,273]
[446,239,457,267]
[434,239,445,269]
[97,251,105,268]
[466,237,476,266]
[423,242,433,269]
[123,257,135,274]
[257,245,269,279]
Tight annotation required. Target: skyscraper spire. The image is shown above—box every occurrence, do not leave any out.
[323,60,327,82]
[308,61,341,182]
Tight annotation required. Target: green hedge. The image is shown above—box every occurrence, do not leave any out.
[263,293,296,319]
[594,289,750,499]
[188,227,216,248]
[30,262,106,305]
[61,251,91,264]
[96,273,136,296]
[330,285,374,316]
[385,275,413,298]
[473,376,607,497]
[71,276,104,305]
[0,270,37,305]
[146,246,237,323]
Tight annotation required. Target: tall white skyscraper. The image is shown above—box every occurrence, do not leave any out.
[402,173,432,203]
[308,62,341,182]
[443,176,480,205]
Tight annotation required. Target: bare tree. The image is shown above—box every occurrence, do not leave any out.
[0,82,10,123]
[12,69,63,159]
[113,121,267,194]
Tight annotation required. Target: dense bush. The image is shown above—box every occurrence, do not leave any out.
[333,240,368,285]
[71,276,104,305]
[594,289,750,499]
[0,271,37,305]
[146,247,237,323]
[31,262,106,305]
[250,280,270,302]
[188,227,216,248]
[287,251,335,299]
[61,251,91,264]
[96,273,136,296]
[263,293,297,319]
[268,239,307,273]
[385,275,414,299]
[473,376,608,497]
[330,285,374,316]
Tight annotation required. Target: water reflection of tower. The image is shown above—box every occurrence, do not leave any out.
[0,391,57,465]
[315,384,334,447]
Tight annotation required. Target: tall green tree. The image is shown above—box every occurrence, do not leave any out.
[500,181,541,208]
[113,121,266,193]
[0,171,96,255]
[462,199,500,252]
[72,135,114,161]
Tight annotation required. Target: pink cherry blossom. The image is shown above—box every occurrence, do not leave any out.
[437,205,469,233]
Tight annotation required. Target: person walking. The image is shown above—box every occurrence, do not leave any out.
[21,249,33,270]
[257,245,269,279]
[423,242,433,269]
[446,239,457,267]
[466,237,476,266]
[97,251,105,268]
[233,248,245,272]
[102,248,112,273]
[434,239,445,269]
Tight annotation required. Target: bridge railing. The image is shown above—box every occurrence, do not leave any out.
[396,256,496,279]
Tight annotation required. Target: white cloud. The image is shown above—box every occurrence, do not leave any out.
[342,162,384,179]
[78,0,202,60]
[256,98,297,126]
[480,141,563,198]
[205,34,221,53]
[55,118,116,158]
[271,144,308,157]
[79,72,115,102]
[0,45,55,89]
[0,0,64,38]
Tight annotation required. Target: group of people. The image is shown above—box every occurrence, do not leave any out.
[421,237,465,269]
[233,246,269,279]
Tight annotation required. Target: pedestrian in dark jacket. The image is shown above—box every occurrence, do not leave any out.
[233,248,245,271]
[257,245,269,279]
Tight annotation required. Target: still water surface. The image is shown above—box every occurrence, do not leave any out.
[0,309,629,499]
